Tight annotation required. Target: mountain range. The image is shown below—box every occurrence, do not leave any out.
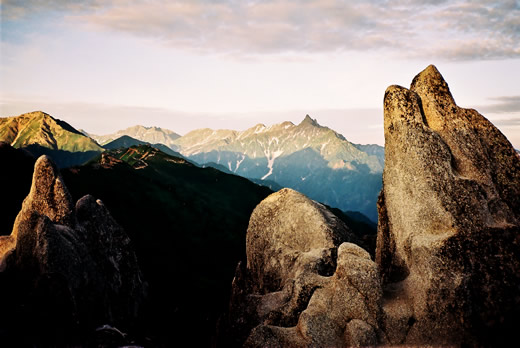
[86,125,180,148]
[171,115,384,220]
[0,111,384,220]
[102,134,184,158]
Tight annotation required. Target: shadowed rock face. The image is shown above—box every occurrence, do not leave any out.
[0,155,145,344]
[222,188,383,347]
[377,65,520,346]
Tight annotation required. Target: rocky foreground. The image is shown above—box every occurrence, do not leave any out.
[221,65,520,347]
[0,155,145,345]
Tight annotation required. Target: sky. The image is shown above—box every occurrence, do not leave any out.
[1,0,519,147]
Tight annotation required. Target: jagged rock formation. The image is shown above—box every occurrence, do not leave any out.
[223,65,520,347]
[222,189,383,347]
[0,155,145,343]
[377,65,520,345]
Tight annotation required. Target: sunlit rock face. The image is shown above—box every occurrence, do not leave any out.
[222,65,520,348]
[377,65,520,346]
[222,188,383,347]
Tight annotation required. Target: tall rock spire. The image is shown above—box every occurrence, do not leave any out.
[377,64,520,346]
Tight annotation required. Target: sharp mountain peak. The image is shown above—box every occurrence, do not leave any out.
[299,114,320,127]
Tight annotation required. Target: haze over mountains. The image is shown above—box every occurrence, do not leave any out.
[86,125,181,148]
[1,111,384,221]
[176,115,384,220]
[88,114,384,220]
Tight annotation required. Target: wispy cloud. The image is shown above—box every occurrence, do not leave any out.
[2,0,519,60]
[477,96,520,113]
[494,118,520,127]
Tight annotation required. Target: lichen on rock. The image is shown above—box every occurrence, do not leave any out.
[377,64,520,346]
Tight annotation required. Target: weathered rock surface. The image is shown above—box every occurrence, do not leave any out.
[222,65,520,347]
[222,188,382,347]
[0,155,145,343]
[377,65,520,346]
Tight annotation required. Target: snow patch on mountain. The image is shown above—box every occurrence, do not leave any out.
[261,149,284,180]
[235,154,246,172]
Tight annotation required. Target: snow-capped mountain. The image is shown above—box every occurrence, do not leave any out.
[172,115,384,220]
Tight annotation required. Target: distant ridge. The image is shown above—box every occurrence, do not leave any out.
[172,115,383,173]
[171,115,384,220]
[89,125,180,148]
[103,134,184,158]
[103,135,148,149]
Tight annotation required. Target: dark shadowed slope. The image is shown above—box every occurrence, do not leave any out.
[0,142,35,236]
[61,145,273,346]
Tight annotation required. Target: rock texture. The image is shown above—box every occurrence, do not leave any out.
[0,155,145,343]
[223,65,520,347]
[222,188,383,347]
[377,65,520,346]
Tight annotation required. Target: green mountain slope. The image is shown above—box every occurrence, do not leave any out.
[0,111,103,167]
[0,111,103,152]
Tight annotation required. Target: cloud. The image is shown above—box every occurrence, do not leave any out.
[2,0,519,60]
[0,0,99,20]
[477,96,520,113]
[494,118,520,127]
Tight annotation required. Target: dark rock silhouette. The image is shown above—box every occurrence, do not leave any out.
[0,142,35,236]
[0,155,145,345]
